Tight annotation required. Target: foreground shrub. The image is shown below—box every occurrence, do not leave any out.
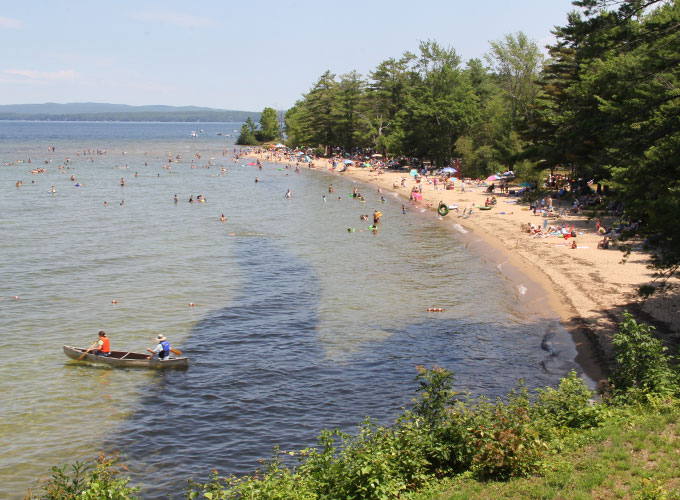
[26,454,138,500]
[610,311,677,400]
[467,384,545,480]
[532,370,604,433]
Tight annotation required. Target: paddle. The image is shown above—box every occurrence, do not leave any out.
[78,342,98,360]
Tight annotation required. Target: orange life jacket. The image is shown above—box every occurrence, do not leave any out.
[99,337,110,353]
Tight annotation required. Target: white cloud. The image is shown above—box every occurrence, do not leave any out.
[129,11,214,28]
[3,69,79,83]
[0,16,23,29]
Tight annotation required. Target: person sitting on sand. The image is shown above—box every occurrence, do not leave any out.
[598,236,610,249]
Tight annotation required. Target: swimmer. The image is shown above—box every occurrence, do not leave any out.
[71,174,75,181]
[16,180,22,187]
[51,185,55,194]
[104,201,108,206]
[323,195,326,202]
[120,200,124,206]
[120,177,125,186]
[189,195,194,203]
[255,177,258,183]
[285,189,292,199]
[174,194,178,203]
[220,214,227,221]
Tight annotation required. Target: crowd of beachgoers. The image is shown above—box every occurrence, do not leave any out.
[243,145,679,377]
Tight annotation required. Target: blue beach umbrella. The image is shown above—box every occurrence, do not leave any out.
[442,167,457,174]
[343,160,353,165]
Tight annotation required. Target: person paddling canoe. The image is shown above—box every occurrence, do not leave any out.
[94,330,111,357]
[147,334,170,360]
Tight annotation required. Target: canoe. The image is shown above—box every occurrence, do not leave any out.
[63,345,189,370]
[478,206,493,210]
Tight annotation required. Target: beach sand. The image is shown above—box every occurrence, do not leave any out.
[247,151,680,379]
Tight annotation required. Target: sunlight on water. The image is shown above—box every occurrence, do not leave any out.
[0,122,582,499]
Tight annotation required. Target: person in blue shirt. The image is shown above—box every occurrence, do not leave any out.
[147,334,170,360]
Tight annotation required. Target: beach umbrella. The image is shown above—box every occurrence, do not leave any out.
[486,174,500,181]
[409,169,418,177]
[304,155,311,162]
[275,143,285,148]
[296,151,304,156]
[442,167,457,174]
[343,160,353,165]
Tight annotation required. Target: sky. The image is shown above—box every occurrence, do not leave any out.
[0,0,578,111]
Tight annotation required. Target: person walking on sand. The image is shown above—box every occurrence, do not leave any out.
[147,334,170,360]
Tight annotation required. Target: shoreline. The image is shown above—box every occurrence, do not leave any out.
[246,150,679,383]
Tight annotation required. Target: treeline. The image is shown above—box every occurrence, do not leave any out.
[0,110,260,122]
[286,0,680,275]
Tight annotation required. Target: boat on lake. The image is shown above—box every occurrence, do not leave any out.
[63,345,189,369]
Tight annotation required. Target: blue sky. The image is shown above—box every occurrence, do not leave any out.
[1,0,577,111]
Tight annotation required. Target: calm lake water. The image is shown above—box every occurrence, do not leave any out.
[0,121,584,498]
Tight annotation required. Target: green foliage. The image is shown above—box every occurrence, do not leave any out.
[467,384,545,480]
[610,311,677,399]
[236,117,258,145]
[533,370,604,432]
[256,107,280,142]
[27,455,139,500]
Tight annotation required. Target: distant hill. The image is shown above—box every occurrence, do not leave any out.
[0,102,260,122]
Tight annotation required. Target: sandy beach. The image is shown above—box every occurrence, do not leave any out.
[247,150,680,379]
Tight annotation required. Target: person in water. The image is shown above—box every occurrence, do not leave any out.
[285,189,292,198]
[220,214,227,221]
[147,334,170,360]
[94,330,110,356]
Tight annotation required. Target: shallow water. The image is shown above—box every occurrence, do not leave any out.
[0,122,583,498]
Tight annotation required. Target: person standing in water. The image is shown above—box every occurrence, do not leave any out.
[285,189,292,199]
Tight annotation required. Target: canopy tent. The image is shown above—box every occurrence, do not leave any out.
[442,167,457,174]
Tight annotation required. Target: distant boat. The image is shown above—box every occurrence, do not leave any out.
[189,131,198,137]
[199,129,204,133]
[216,132,223,136]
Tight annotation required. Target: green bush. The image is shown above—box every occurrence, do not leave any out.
[26,454,139,500]
[532,370,604,432]
[610,311,677,400]
[467,384,545,480]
